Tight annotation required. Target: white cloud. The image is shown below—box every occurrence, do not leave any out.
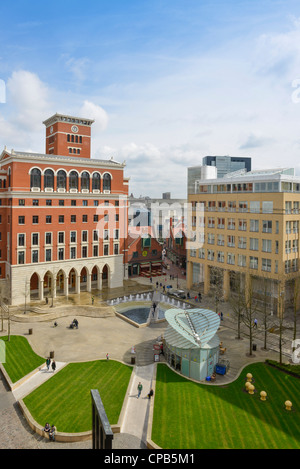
[79,100,108,132]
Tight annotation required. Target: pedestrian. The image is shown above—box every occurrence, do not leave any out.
[147,388,154,399]
[46,358,51,371]
[51,360,56,372]
[198,292,202,302]
[49,425,56,441]
[150,277,152,283]
[92,296,94,305]
[137,382,143,398]
[43,422,51,434]
[254,318,258,329]
[220,311,223,321]
[106,353,109,360]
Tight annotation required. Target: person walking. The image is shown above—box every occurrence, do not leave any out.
[220,311,223,321]
[254,318,258,329]
[106,353,109,360]
[147,388,154,399]
[51,360,56,372]
[137,382,143,398]
[46,358,51,371]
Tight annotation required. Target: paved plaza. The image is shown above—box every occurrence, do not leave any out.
[0,267,296,450]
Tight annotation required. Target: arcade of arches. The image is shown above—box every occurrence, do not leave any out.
[29,264,110,301]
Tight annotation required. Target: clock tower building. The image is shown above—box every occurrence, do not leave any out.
[43,113,94,159]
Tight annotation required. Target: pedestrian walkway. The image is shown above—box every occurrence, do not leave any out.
[121,364,154,442]
[12,362,66,401]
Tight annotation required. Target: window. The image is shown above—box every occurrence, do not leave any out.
[133,251,138,258]
[32,250,39,263]
[46,215,52,224]
[228,218,235,230]
[82,214,88,223]
[58,248,64,260]
[250,201,260,213]
[69,171,78,190]
[94,214,99,222]
[207,249,214,261]
[32,215,39,224]
[19,216,25,224]
[104,244,109,256]
[83,200,88,206]
[44,169,54,190]
[238,254,246,267]
[104,229,109,241]
[93,245,98,257]
[70,231,76,243]
[45,233,52,245]
[45,249,52,262]
[227,235,235,247]
[217,217,225,228]
[59,200,64,206]
[82,231,88,242]
[250,219,259,232]
[18,234,25,246]
[58,232,64,244]
[70,247,76,259]
[93,230,99,242]
[262,220,272,233]
[59,215,64,223]
[115,214,119,222]
[18,251,25,264]
[262,201,273,214]
[71,215,76,223]
[30,168,41,189]
[82,246,87,258]
[238,219,247,231]
[249,256,258,269]
[32,233,39,245]
[199,248,205,259]
[103,173,111,192]
[207,233,215,244]
[104,213,109,222]
[94,200,99,206]
[228,201,236,212]
[217,234,224,246]
[262,258,271,272]
[32,199,39,206]
[115,200,119,207]
[262,239,272,253]
[227,252,235,265]
[239,201,248,212]
[46,199,52,206]
[238,237,247,249]
[217,251,224,263]
[250,238,259,251]
[114,229,119,240]
[81,172,90,191]
[19,199,25,206]
[56,169,67,190]
[71,200,76,206]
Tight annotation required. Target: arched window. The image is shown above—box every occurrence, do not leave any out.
[81,171,90,191]
[69,171,78,190]
[57,170,67,190]
[44,169,54,189]
[92,172,101,191]
[30,168,41,189]
[103,173,111,192]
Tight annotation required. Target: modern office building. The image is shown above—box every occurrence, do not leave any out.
[187,167,300,313]
[0,113,129,305]
[202,156,252,178]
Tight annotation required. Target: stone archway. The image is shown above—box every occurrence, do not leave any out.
[30,273,40,300]
[80,267,88,291]
[102,264,110,288]
[43,271,54,301]
[56,269,66,295]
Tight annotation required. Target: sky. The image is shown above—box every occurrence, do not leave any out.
[1,0,300,198]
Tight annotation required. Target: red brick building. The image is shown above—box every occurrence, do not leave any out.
[0,113,129,305]
[127,228,163,278]
[165,217,187,271]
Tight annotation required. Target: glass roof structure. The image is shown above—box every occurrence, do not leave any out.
[164,308,220,349]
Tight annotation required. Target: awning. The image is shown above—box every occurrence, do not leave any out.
[151,262,162,266]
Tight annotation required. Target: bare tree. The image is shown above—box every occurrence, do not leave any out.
[242,275,258,356]
[209,267,223,316]
[228,271,245,340]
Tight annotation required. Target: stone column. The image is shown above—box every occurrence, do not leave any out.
[64,275,69,297]
[39,280,44,301]
[87,273,92,293]
[76,275,81,294]
[223,270,230,301]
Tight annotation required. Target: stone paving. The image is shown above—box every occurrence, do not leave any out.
[0,268,298,450]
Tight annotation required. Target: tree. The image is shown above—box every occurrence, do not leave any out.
[241,274,258,356]
[209,267,223,316]
[228,271,245,340]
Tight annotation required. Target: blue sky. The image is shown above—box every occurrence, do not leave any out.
[1,0,300,197]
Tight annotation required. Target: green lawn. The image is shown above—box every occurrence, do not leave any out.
[23,360,132,433]
[0,335,45,383]
[152,363,300,449]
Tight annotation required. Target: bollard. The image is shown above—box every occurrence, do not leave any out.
[285,400,292,411]
[246,373,253,383]
[260,391,267,401]
[248,384,255,395]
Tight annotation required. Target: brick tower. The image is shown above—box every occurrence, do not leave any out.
[43,113,94,158]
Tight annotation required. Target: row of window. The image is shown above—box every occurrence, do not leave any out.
[204,235,279,253]
[18,213,119,224]
[17,230,120,247]
[17,244,120,264]
[193,217,276,233]
[192,200,275,213]
[191,249,292,273]
[18,199,119,207]
[30,169,111,192]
